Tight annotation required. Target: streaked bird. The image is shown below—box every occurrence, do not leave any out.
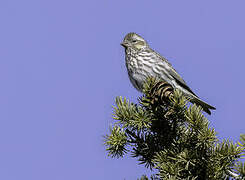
[121,32,215,114]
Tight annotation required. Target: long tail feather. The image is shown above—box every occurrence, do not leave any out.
[190,97,216,115]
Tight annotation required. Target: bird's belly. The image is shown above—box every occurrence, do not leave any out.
[127,66,147,92]
[127,63,173,92]
[126,55,175,91]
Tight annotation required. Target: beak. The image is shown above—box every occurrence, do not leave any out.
[120,42,128,48]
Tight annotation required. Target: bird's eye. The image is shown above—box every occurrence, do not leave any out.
[132,40,137,43]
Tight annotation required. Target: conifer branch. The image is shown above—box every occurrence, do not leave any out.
[104,77,245,179]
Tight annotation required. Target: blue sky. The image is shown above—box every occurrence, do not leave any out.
[0,0,244,179]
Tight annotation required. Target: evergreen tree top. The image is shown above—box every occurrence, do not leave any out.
[105,78,245,180]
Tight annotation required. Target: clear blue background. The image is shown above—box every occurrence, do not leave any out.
[0,0,244,179]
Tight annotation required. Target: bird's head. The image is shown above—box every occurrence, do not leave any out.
[121,33,148,50]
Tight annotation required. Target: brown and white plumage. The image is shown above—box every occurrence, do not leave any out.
[121,32,215,115]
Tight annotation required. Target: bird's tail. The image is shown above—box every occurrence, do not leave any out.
[190,97,216,115]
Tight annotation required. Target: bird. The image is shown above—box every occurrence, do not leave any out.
[121,32,215,115]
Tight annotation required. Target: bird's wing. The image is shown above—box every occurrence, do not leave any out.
[154,50,198,97]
